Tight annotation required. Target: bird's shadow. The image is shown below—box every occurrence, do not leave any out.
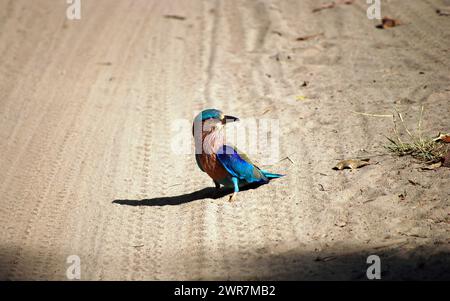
[112,183,264,207]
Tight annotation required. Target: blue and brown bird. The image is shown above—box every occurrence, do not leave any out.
[193,109,284,201]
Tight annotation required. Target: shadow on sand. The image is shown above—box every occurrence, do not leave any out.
[112,183,264,206]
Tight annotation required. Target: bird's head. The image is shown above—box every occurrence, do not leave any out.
[192,109,239,136]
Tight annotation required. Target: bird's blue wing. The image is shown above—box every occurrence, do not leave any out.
[216,145,268,183]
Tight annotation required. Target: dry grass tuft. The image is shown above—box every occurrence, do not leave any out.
[385,107,449,163]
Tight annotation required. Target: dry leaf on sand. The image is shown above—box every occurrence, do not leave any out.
[314,256,337,262]
[312,2,336,12]
[312,0,353,13]
[433,132,450,143]
[420,161,443,170]
[443,152,450,168]
[163,15,186,21]
[436,8,450,16]
[333,158,370,170]
[296,33,324,41]
[376,17,402,29]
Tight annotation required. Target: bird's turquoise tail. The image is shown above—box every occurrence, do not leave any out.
[261,170,285,179]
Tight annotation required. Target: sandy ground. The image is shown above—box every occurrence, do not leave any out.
[0,0,449,280]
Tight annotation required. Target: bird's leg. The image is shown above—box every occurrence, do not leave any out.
[213,180,221,191]
[213,180,221,196]
[229,177,239,202]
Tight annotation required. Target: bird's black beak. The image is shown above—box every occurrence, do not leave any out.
[222,115,239,124]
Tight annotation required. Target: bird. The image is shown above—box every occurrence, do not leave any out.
[193,109,284,201]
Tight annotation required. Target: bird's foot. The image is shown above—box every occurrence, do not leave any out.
[214,181,221,190]
[213,183,222,196]
[228,192,237,202]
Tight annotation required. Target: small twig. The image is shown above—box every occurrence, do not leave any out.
[350,110,393,118]
[278,156,295,164]
[395,108,415,139]
[261,108,271,115]
[363,199,376,204]
[296,32,324,41]
[334,152,389,161]
[372,239,409,250]
[392,113,403,144]
[278,152,297,165]
[164,15,186,20]
[417,105,424,142]
[314,255,337,262]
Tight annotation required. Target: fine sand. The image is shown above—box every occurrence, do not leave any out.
[0,0,449,280]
